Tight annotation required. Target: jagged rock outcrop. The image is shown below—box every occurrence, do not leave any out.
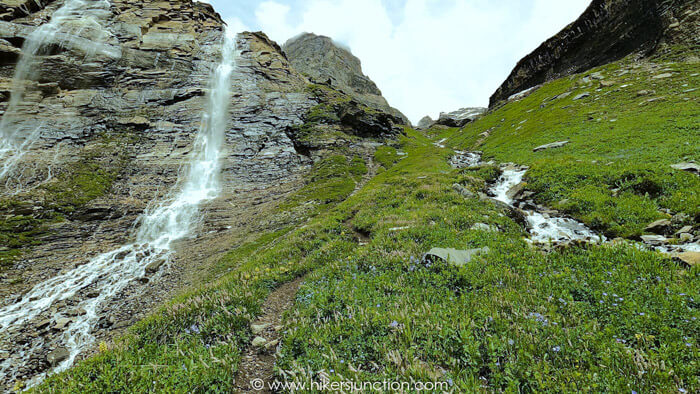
[490,0,700,107]
[282,32,409,124]
[0,0,405,387]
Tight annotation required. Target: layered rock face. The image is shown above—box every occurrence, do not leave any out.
[490,0,700,107]
[0,0,404,386]
[283,32,409,124]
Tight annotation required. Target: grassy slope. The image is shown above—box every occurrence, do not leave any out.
[38,125,698,393]
[448,55,699,239]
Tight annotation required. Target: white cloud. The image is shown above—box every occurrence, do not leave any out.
[209,0,591,124]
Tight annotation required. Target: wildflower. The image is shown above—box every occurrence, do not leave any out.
[552,346,561,352]
[389,320,399,328]
[686,343,692,347]
[508,339,514,345]
[447,378,454,387]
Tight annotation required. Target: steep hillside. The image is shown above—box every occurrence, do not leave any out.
[490,0,699,106]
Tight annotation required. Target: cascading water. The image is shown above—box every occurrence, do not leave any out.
[0,0,120,182]
[0,30,237,386]
[491,168,605,243]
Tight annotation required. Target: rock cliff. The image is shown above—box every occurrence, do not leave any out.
[283,32,409,124]
[0,0,404,386]
[490,0,700,107]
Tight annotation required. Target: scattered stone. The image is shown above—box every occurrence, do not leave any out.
[573,92,590,100]
[645,219,673,235]
[533,141,569,152]
[145,259,166,275]
[424,247,491,267]
[47,347,70,367]
[636,90,655,96]
[674,252,700,267]
[264,339,280,350]
[670,162,700,175]
[506,182,526,201]
[679,233,693,243]
[54,318,71,330]
[471,223,497,232]
[252,336,267,347]
[641,235,668,245]
[452,184,475,199]
[652,73,673,79]
[676,226,693,235]
[599,80,615,87]
[251,323,271,335]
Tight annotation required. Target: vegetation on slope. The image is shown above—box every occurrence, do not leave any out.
[448,55,699,239]
[38,128,698,393]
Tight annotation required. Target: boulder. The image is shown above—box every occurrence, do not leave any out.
[678,233,693,243]
[452,184,475,199]
[145,259,166,275]
[424,247,491,267]
[506,182,527,201]
[674,252,700,267]
[252,336,267,347]
[641,235,668,245]
[670,162,700,175]
[644,219,673,235]
[533,141,569,152]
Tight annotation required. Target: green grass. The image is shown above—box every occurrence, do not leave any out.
[448,54,700,238]
[37,128,699,393]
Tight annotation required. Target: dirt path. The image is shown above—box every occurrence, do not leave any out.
[235,277,305,393]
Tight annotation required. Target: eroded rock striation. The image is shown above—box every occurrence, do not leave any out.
[490,0,700,107]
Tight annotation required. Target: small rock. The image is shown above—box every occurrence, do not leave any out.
[652,73,673,79]
[54,317,71,330]
[676,226,693,235]
[145,259,165,275]
[471,223,497,232]
[641,235,668,245]
[47,347,70,367]
[670,162,700,175]
[679,233,693,243]
[533,141,569,152]
[251,323,271,335]
[645,219,673,235]
[674,252,700,267]
[573,92,590,100]
[264,339,280,350]
[599,80,615,88]
[252,336,267,347]
[452,183,475,199]
[636,90,654,97]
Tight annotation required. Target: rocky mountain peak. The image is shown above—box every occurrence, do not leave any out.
[282,32,408,124]
[490,0,699,107]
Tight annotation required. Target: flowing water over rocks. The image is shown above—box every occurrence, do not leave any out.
[490,165,605,244]
[0,30,237,388]
[0,0,118,185]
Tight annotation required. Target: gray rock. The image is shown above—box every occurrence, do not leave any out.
[452,184,475,199]
[416,116,434,130]
[54,318,71,330]
[506,182,527,201]
[573,92,590,100]
[679,233,693,243]
[47,347,70,367]
[145,259,166,275]
[652,73,673,79]
[645,219,673,235]
[533,141,569,152]
[252,336,267,347]
[251,323,271,335]
[471,223,498,232]
[676,226,693,235]
[424,247,491,267]
[641,235,668,245]
[670,162,700,175]
[435,107,486,128]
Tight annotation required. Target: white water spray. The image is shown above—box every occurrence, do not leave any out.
[0,0,120,181]
[0,30,237,384]
[491,168,604,243]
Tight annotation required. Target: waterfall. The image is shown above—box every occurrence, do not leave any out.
[0,0,119,182]
[0,30,237,386]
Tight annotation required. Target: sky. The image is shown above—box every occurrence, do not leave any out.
[204,0,591,124]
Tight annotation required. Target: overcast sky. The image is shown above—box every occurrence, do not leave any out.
[205,0,591,124]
